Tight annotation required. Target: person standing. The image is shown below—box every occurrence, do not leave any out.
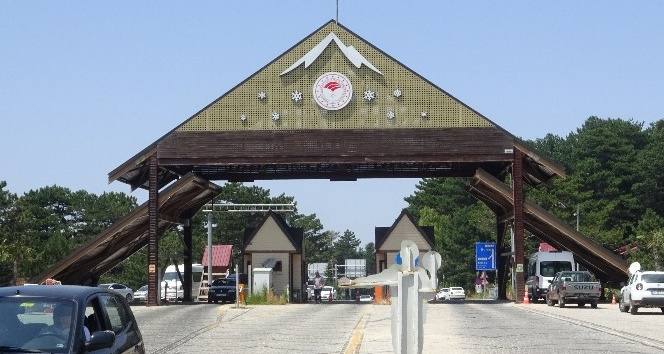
[313,271,324,304]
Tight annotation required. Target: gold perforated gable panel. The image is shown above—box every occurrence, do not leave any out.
[178,22,493,132]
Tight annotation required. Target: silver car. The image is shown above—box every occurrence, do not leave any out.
[435,288,450,301]
[133,284,148,302]
[97,283,134,302]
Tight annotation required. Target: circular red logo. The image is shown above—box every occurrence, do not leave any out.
[312,72,353,110]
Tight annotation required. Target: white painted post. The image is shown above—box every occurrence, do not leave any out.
[341,240,440,354]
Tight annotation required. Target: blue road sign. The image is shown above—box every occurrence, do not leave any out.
[476,242,496,271]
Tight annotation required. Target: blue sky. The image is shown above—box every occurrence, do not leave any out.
[1,1,662,246]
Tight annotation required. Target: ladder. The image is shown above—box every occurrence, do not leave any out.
[198,272,226,301]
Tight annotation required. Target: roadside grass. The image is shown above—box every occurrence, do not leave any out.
[245,285,288,305]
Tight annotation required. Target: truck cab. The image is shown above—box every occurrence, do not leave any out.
[526,251,575,303]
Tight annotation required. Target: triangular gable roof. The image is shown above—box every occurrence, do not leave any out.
[242,211,303,252]
[375,210,434,251]
[201,245,232,267]
[109,20,564,191]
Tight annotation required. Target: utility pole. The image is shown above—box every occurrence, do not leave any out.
[574,205,580,231]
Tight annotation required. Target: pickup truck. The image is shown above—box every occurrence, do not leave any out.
[545,271,601,308]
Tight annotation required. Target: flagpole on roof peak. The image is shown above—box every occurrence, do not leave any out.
[336,0,339,24]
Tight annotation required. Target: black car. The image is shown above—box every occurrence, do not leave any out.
[0,285,145,353]
[207,277,237,304]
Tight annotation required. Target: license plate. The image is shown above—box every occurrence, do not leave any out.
[652,290,664,295]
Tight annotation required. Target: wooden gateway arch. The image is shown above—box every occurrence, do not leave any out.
[39,20,625,306]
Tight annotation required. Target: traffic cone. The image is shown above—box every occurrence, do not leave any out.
[612,294,616,305]
[522,286,530,305]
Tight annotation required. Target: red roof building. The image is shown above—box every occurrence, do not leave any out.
[201,245,232,277]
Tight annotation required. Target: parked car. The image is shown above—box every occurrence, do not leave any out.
[321,286,337,301]
[133,284,148,302]
[97,283,134,302]
[448,287,466,300]
[359,294,374,302]
[435,288,450,301]
[208,277,236,304]
[619,262,664,315]
[0,284,145,353]
[545,271,601,308]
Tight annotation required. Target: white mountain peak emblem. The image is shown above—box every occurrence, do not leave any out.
[280,32,382,76]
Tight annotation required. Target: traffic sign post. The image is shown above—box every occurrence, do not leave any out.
[475,242,496,271]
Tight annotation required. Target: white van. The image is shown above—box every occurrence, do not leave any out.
[161,263,204,301]
[526,251,575,302]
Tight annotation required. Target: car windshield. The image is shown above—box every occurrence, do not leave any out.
[138,285,148,292]
[540,261,573,277]
[642,273,664,283]
[0,297,76,351]
[451,287,463,291]
[212,278,235,286]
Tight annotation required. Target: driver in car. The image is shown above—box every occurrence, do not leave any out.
[39,303,74,339]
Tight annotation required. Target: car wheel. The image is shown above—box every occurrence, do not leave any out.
[546,294,554,306]
[629,299,638,315]
[207,297,212,303]
[618,297,629,313]
[126,293,133,302]
[577,303,585,307]
[591,302,597,309]
[660,308,664,313]
[558,295,565,308]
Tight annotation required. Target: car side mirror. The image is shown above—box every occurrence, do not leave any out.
[86,330,115,351]
[547,280,552,283]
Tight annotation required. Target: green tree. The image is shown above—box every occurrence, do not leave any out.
[406,178,495,288]
[633,209,664,271]
[362,242,376,275]
[332,229,361,266]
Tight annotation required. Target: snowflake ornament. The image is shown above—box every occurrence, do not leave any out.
[240,114,247,121]
[363,90,376,101]
[393,89,402,98]
[420,110,428,118]
[272,112,280,121]
[291,90,303,102]
[258,91,267,100]
[387,110,396,120]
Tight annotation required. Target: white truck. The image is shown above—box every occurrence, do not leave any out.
[526,251,575,303]
[161,263,204,301]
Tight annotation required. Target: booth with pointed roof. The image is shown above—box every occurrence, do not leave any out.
[243,211,305,302]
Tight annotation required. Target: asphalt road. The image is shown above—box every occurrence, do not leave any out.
[131,299,664,354]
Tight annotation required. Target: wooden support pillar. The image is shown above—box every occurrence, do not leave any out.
[496,221,508,300]
[183,219,193,302]
[147,155,160,306]
[513,149,526,303]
